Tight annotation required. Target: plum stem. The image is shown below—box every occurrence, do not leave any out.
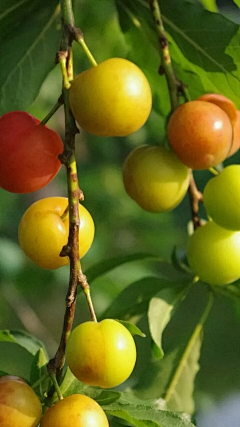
[47,0,97,381]
[148,0,203,229]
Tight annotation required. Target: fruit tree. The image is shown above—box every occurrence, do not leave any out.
[1,1,240,427]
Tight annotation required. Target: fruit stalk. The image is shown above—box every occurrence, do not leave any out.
[148,0,202,229]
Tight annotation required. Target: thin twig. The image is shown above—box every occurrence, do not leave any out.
[148,0,202,229]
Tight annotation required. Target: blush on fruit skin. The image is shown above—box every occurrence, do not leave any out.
[40,394,109,427]
[66,319,137,389]
[0,111,63,193]
[0,375,42,427]
[69,58,152,137]
[167,100,233,170]
[123,145,190,213]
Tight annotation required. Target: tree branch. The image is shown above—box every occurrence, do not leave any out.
[148,0,202,229]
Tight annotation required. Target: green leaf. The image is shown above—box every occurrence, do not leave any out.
[116,320,146,337]
[116,0,240,109]
[171,246,190,274]
[0,343,34,381]
[0,330,47,356]
[53,368,121,406]
[148,285,191,358]
[134,287,212,414]
[200,0,218,12]
[100,277,171,321]
[0,0,60,113]
[101,271,193,322]
[30,348,50,398]
[104,403,196,427]
[85,253,158,283]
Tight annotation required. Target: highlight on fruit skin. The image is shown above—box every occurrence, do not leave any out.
[65,318,137,389]
[40,394,109,427]
[187,221,240,286]
[0,375,42,427]
[167,100,233,170]
[69,57,152,137]
[123,145,190,213]
[197,93,240,157]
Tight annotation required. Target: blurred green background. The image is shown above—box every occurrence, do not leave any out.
[1,0,240,424]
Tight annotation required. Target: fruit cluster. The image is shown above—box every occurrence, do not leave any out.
[0,57,150,427]
[123,93,240,286]
[1,51,240,426]
[0,320,136,426]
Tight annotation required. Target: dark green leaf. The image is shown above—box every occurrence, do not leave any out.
[0,342,34,381]
[0,330,47,355]
[116,320,146,337]
[30,348,50,398]
[0,0,60,113]
[52,368,121,406]
[100,277,170,321]
[85,253,158,283]
[104,403,196,427]
[116,0,240,109]
[134,286,210,414]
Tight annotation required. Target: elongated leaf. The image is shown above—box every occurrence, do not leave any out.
[0,343,34,380]
[85,253,158,283]
[0,0,60,113]
[0,330,46,355]
[50,368,121,405]
[134,286,210,414]
[104,403,196,427]
[148,285,190,358]
[116,320,146,337]
[100,277,171,321]
[101,274,193,322]
[200,0,218,12]
[30,348,50,398]
[116,0,240,109]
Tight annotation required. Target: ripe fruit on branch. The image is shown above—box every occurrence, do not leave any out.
[167,100,233,169]
[40,394,109,427]
[0,111,63,193]
[123,145,190,212]
[69,58,152,136]
[0,375,42,427]
[197,93,240,157]
[18,197,94,269]
[66,319,137,388]
[203,165,240,230]
[187,221,240,285]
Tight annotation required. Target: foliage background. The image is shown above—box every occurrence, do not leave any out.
[1,0,240,425]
